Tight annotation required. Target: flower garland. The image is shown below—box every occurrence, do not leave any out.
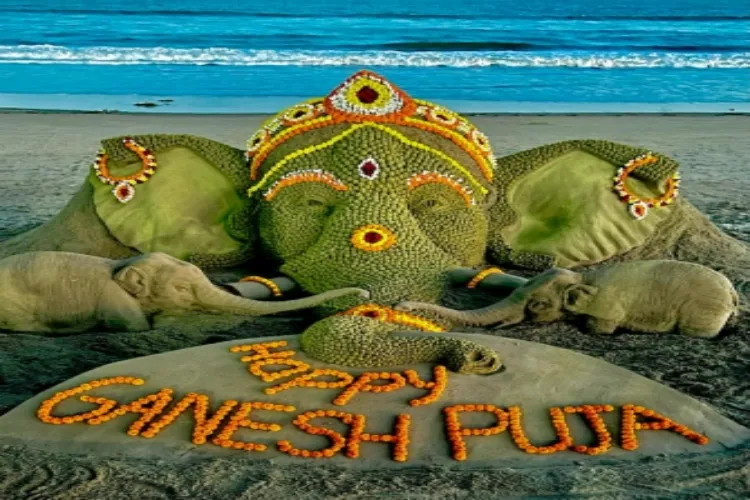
[350,224,397,252]
[403,366,448,406]
[620,404,709,450]
[89,388,174,436]
[566,404,614,455]
[278,410,363,458]
[212,401,296,451]
[262,169,349,202]
[406,171,475,207]
[403,116,494,182]
[230,340,294,358]
[613,153,681,220]
[282,103,322,126]
[421,104,459,128]
[37,375,144,425]
[340,303,446,332]
[35,370,711,464]
[332,372,407,406]
[246,70,495,190]
[93,137,158,204]
[265,368,355,395]
[140,395,239,444]
[355,414,411,462]
[248,121,490,198]
[279,410,411,461]
[508,406,574,454]
[238,275,284,297]
[444,404,510,461]
[466,267,505,289]
[232,342,448,407]
[248,358,311,383]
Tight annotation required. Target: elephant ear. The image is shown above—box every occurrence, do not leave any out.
[486,140,680,270]
[91,134,255,269]
[563,284,598,313]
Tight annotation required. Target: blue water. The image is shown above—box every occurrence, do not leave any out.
[0,0,748,112]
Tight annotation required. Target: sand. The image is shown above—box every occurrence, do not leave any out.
[0,113,749,498]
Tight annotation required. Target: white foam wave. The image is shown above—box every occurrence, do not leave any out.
[1,44,749,69]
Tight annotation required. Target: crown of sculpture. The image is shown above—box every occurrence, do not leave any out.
[245,70,496,197]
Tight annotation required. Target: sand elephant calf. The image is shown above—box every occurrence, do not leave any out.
[0,251,368,333]
[400,260,739,338]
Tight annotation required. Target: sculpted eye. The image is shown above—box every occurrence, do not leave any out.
[411,196,448,214]
[306,198,325,207]
[528,299,551,313]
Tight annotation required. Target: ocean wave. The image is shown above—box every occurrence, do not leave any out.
[0,45,748,69]
[2,7,750,21]
[377,42,750,52]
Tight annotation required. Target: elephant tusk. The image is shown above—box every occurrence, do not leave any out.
[222,277,298,299]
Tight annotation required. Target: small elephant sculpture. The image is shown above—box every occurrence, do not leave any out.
[400,260,739,338]
[0,251,368,333]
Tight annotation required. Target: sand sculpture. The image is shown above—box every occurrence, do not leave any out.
[3,335,747,468]
[0,70,746,372]
[0,72,749,495]
[0,251,368,333]
[400,260,739,337]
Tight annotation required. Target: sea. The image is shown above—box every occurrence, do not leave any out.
[0,0,748,113]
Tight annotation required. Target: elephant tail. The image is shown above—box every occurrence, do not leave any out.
[729,285,742,325]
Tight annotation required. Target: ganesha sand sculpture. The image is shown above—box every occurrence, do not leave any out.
[0,251,368,333]
[400,260,740,338]
[0,70,748,372]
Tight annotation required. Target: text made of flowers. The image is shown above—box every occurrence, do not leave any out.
[35,341,709,462]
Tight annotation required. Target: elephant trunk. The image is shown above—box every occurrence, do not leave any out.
[301,315,503,375]
[399,294,527,327]
[197,285,367,316]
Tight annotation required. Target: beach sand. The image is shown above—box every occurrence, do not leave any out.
[0,113,748,498]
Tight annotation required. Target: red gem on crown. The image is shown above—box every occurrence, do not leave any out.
[356,86,379,104]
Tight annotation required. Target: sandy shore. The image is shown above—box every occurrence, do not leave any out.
[0,113,748,498]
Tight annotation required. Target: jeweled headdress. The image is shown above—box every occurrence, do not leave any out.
[246,70,496,197]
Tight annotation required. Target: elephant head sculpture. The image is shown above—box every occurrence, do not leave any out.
[398,268,591,328]
[0,251,369,334]
[399,260,739,338]
[112,252,370,318]
[1,70,748,371]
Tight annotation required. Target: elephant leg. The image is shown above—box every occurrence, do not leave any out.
[585,317,618,335]
[97,283,150,331]
[300,315,502,374]
[676,313,731,338]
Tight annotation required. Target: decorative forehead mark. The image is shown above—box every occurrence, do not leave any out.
[357,157,380,180]
[350,224,397,253]
[247,123,489,197]
[407,171,476,207]
[246,70,495,183]
[262,169,348,202]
